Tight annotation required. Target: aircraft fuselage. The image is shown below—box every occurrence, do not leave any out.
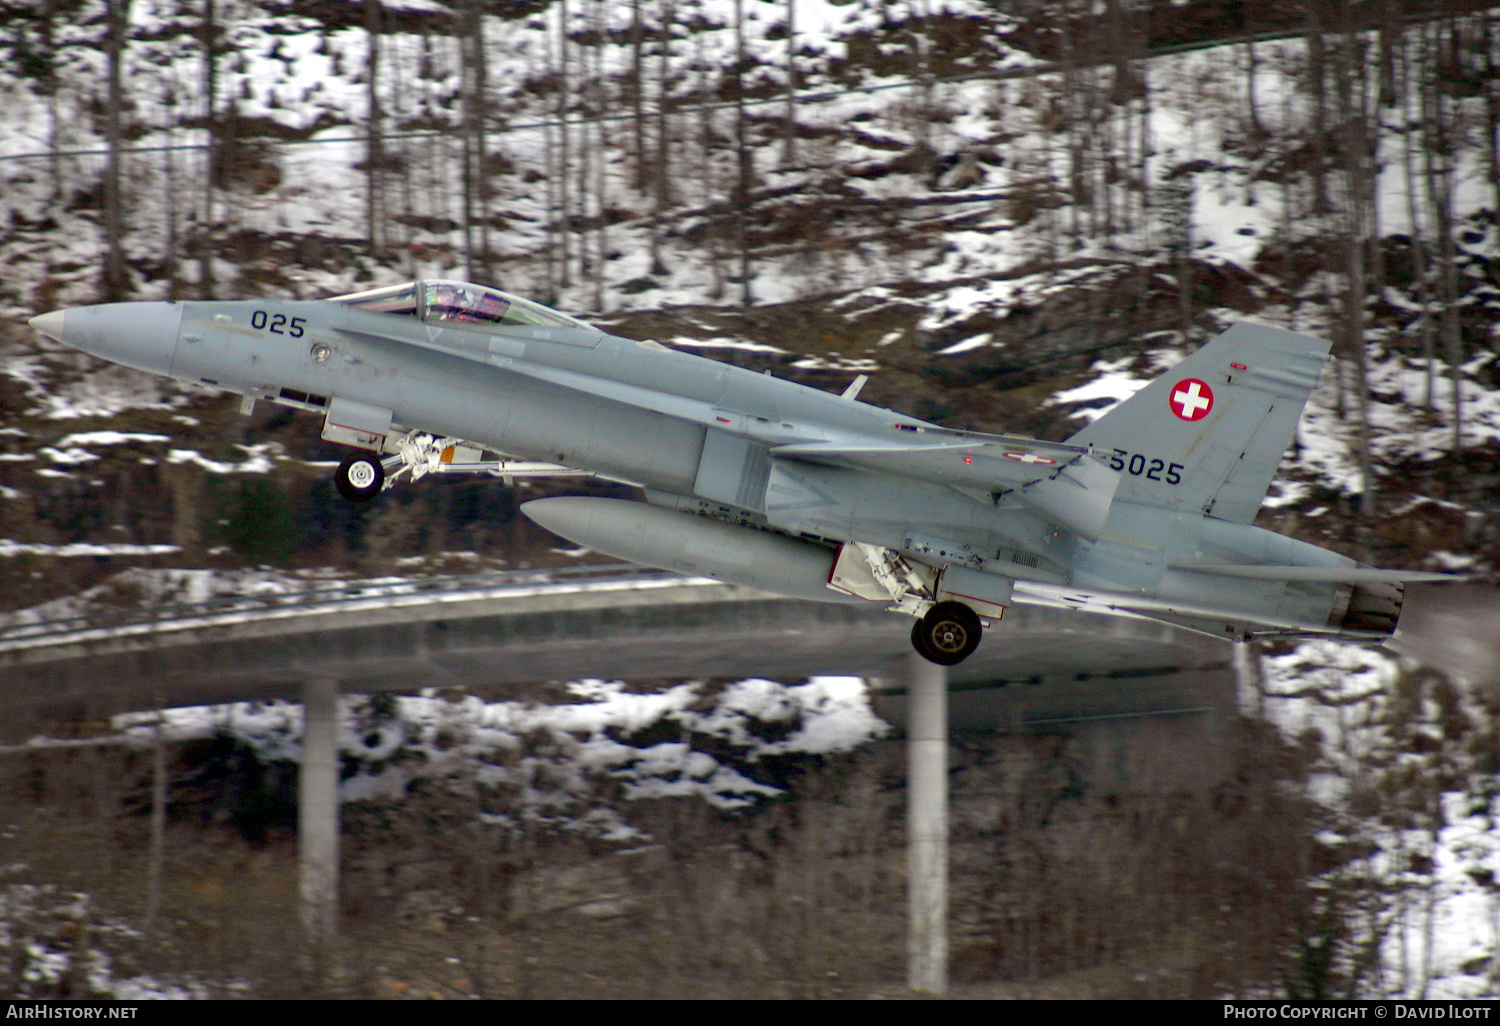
[31,285,1440,660]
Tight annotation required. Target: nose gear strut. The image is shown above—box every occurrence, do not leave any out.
[331,430,590,502]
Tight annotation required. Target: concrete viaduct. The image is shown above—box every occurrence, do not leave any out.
[0,564,1235,994]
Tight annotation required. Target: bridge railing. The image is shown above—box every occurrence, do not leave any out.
[0,563,683,649]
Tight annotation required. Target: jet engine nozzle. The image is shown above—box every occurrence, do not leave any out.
[1329,580,1404,637]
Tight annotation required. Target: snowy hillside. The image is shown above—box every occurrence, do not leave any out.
[1,0,1500,999]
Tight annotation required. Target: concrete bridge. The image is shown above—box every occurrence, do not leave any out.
[0,563,1236,994]
[0,563,1231,724]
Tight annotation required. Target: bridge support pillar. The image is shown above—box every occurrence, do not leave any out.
[1233,639,1264,718]
[299,677,339,948]
[906,650,948,995]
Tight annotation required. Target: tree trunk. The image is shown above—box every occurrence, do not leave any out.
[558,0,571,290]
[912,0,933,177]
[1245,42,1264,139]
[40,0,61,206]
[1306,6,1331,214]
[782,0,797,167]
[649,0,672,277]
[163,95,179,299]
[200,0,216,299]
[631,0,646,191]
[473,1,489,282]
[145,708,166,933]
[364,0,385,260]
[735,0,752,306]
[1484,12,1500,218]
[1061,13,1083,249]
[1334,16,1376,523]
[1400,31,1435,412]
[590,0,605,313]
[460,9,475,281]
[1423,21,1463,451]
[102,0,129,302]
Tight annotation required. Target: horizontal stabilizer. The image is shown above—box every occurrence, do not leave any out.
[1171,563,1462,583]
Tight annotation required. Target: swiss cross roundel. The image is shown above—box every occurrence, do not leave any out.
[1169,378,1214,421]
[1001,451,1058,466]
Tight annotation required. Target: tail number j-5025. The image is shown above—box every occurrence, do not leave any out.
[1109,449,1184,485]
[250,311,307,338]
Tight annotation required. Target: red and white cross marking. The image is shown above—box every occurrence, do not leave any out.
[1001,451,1058,465]
[1169,378,1214,421]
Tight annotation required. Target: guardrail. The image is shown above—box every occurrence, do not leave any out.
[0,563,687,651]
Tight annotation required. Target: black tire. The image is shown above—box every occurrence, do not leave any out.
[911,618,938,663]
[914,600,983,666]
[335,452,384,502]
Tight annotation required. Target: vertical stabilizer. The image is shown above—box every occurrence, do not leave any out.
[1066,323,1331,522]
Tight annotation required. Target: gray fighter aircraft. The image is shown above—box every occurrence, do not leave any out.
[29,279,1454,665]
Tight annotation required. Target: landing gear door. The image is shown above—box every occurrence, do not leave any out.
[935,564,1014,620]
[323,397,393,453]
[693,428,771,512]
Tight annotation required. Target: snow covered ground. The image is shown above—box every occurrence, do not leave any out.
[0,875,213,999]
[1263,640,1500,998]
[112,675,886,830]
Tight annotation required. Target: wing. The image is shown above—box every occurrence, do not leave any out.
[772,433,1088,487]
[773,436,1121,542]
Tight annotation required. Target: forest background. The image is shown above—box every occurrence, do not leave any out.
[1,0,1500,1000]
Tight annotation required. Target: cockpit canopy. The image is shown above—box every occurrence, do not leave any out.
[331,280,592,331]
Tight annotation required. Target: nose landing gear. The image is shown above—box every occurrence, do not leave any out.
[330,431,591,502]
[911,600,983,666]
[334,451,387,502]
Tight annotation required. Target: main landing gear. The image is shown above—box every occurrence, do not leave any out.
[910,600,984,666]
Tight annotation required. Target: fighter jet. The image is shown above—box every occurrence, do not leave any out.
[28,279,1454,665]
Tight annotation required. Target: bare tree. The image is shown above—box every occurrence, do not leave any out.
[558,0,571,291]
[630,0,646,190]
[588,0,606,312]
[459,0,491,281]
[1421,18,1464,451]
[1485,12,1500,219]
[199,0,217,299]
[1333,6,1376,523]
[649,0,673,278]
[1306,4,1332,214]
[734,0,752,306]
[1399,29,1436,412]
[364,0,386,261]
[101,0,130,301]
[781,0,797,168]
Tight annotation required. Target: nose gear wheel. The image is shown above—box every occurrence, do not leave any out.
[335,452,385,502]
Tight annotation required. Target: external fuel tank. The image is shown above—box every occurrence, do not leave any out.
[521,497,867,605]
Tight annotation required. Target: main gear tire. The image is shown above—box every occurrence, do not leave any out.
[335,452,384,502]
[913,600,983,666]
[911,619,938,663]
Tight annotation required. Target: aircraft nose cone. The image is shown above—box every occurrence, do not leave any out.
[36,302,183,377]
[28,310,66,342]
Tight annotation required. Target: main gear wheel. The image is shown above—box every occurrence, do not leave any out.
[911,600,983,666]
